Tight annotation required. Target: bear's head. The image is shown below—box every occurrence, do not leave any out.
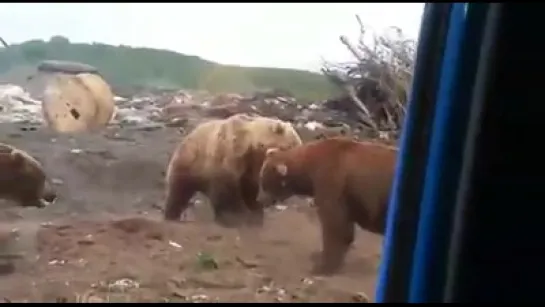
[247,117,302,151]
[244,118,302,187]
[256,147,297,206]
[248,118,302,152]
[0,145,57,208]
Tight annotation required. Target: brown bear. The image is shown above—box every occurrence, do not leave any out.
[0,143,57,208]
[257,137,398,275]
[163,114,302,227]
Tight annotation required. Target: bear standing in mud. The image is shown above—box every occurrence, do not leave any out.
[0,143,57,208]
[257,137,397,275]
[163,114,302,227]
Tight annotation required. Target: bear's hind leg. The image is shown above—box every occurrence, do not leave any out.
[209,179,247,228]
[164,174,196,221]
[312,196,355,276]
[240,180,264,228]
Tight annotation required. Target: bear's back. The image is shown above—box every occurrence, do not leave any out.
[168,119,228,179]
[329,139,397,196]
[303,137,397,215]
[169,115,271,179]
[0,144,45,202]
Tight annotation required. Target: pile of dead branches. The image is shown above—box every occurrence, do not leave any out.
[322,15,416,140]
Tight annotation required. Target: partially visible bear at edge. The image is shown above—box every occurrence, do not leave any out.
[0,143,57,209]
[257,137,398,275]
[163,114,303,227]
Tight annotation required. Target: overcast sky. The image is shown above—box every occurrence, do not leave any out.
[1,3,424,72]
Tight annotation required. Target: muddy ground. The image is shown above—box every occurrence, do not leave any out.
[0,122,383,303]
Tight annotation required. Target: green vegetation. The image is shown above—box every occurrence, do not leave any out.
[0,36,338,100]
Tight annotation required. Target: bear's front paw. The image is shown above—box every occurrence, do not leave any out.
[311,262,338,276]
[309,252,342,276]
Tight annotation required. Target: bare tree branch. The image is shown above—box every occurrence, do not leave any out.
[0,37,8,48]
[322,16,416,141]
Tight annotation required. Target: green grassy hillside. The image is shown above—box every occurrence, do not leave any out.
[0,36,338,100]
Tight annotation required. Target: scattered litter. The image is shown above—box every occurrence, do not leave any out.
[301,277,314,285]
[0,84,393,143]
[304,121,324,131]
[352,292,370,303]
[51,178,64,185]
[107,278,140,292]
[48,259,66,265]
[168,240,183,249]
[235,256,259,268]
[274,205,288,211]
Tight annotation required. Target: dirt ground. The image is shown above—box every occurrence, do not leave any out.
[0,122,383,303]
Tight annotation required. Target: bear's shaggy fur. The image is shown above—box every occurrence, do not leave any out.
[257,137,398,275]
[0,143,57,208]
[164,114,302,227]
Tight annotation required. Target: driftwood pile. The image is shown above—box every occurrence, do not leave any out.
[321,15,416,140]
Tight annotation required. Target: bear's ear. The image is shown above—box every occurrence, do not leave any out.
[10,151,26,168]
[275,163,288,176]
[0,144,13,154]
[273,123,285,135]
[266,148,280,157]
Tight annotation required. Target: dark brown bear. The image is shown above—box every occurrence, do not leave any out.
[0,143,57,208]
[257,137,398,275]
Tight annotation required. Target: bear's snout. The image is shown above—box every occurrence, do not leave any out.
[41,181,58,204]
[41,190,57,204]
